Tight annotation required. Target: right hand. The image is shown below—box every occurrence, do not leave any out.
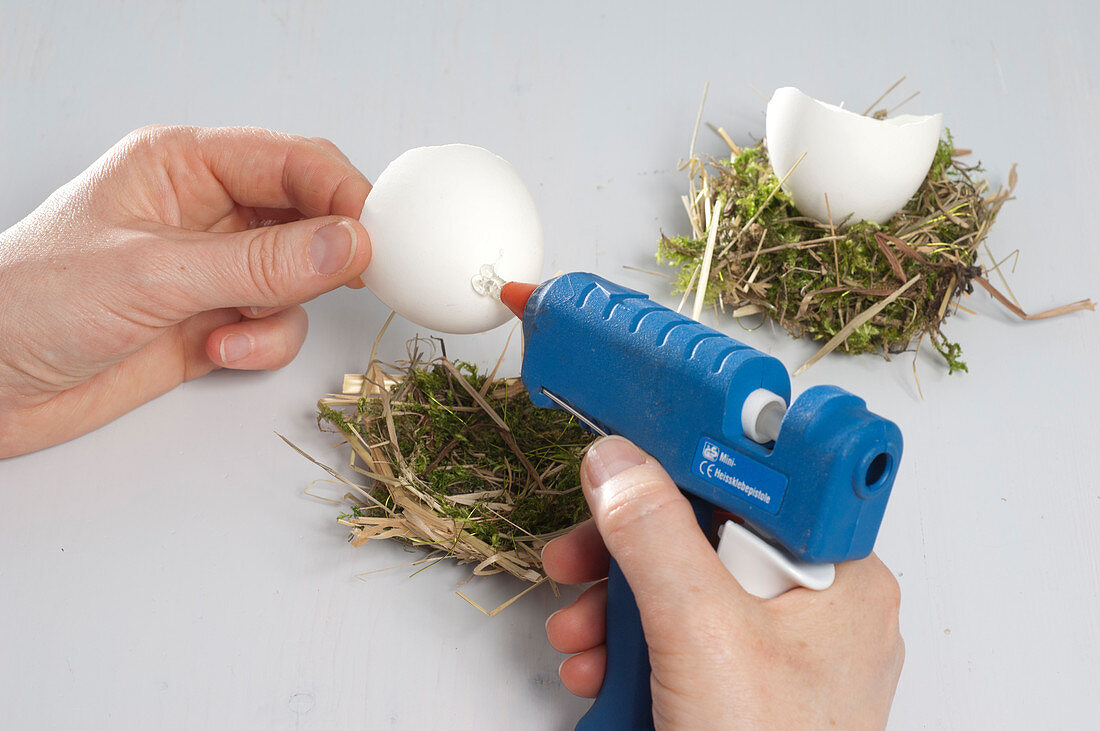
[543,435,905,729]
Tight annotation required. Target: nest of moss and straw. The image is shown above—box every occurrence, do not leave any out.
[285,336,596,614]
[658,132,1094,379]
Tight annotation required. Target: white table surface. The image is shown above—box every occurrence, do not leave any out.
[2,1,1098,728]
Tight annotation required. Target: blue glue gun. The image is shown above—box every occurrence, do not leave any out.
[498,272,902,731]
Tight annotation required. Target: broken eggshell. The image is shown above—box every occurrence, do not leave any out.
[765,86,943,226]
[360,144,544,334]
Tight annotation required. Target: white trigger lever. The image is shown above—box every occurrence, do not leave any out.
[715,520,836,599]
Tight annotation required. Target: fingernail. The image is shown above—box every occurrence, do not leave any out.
[247,306,277,318]
[584,436,645,488]
[220,333,252,363]
[309,220,356,275]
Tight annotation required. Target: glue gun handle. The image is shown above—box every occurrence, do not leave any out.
[572,512,839,730]
[574,558,654,731]
[575,496,716,730]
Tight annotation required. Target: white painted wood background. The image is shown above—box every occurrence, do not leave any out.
[1,1,1097,728]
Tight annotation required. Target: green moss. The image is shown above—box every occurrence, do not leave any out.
[931,334,969,375]
[320,359,595,552]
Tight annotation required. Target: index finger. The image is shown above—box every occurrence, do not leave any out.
[193,126,372,219]
[543,520,611,585]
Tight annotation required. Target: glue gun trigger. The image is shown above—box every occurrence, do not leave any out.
[715,520,836,599]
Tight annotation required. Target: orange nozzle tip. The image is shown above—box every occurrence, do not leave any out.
[500,281,538,319]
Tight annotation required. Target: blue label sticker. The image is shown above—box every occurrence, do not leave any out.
[692,437,788,515]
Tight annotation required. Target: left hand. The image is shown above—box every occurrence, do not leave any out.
[0,125,372,458]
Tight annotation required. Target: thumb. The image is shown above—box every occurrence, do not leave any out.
[168,216,371,312]
[580,436,746,612]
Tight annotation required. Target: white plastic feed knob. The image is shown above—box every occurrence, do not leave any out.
[360,144,545,334]
[741,388,787,444]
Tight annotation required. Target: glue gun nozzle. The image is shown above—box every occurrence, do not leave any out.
[500,281,538,320]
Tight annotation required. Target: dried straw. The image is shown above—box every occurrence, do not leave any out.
[659,129,1094,376]
[297,337,596,613]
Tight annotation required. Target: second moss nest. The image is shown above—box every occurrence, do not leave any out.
[658,133,1091,375]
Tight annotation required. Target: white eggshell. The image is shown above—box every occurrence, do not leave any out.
[360,144,544,334]
[765,87,943,226]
